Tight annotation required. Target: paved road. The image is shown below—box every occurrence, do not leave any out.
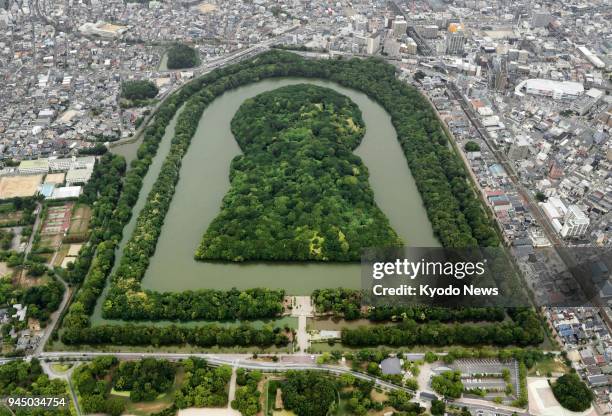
[41,361,82,416]
[34,275,71,356]
[227,365,237,408]
[291,296,313,354]
[446,84,594,304]
[38,351,533,415]
[40,351,417,395]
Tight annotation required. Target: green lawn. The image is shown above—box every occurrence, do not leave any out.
[50,363,71,373]
[528,357,568,376]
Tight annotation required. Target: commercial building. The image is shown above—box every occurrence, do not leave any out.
[18,159,50,174]
[383,38,401,57]
[577,46,605,69]
[403,37,418,55]
[446,30,465,55]
[514,79,584,100]
[531,12,553,28]
[391,17,407,38]
[508,136,530,160]
[366,32,381,55]
[49,156,95,172]
[415,25,438,39]
[66,165,94,185]
[560,205,590,238]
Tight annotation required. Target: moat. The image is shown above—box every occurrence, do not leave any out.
[111,78,439,295]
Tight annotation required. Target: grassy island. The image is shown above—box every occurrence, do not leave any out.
[195,84,401,262]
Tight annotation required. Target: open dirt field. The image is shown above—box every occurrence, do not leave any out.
[44,173,65,184]
[68,205,91,236]
[0,175,43,199]
[0,262,13,278]
[197,2,217,13]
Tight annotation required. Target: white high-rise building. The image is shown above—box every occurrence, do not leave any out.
[391,17,407,38]
[366,32,381,55]
[446,30,465,55]
[560,205,589,238]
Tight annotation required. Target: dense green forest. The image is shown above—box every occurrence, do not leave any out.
[552,373,594,412]
[176,358,231,408]
[166,43,198,69]
[430,371,463,398]
[196,85,401,261]
[0,274,64,327]
[113,358,176,401]
[62,322,289,347]
[73,356,124,414]
[312,288,506,322]
[61,50,501,346]
[278,371,423,416]
[282,371,337,416]
[121,80,159,100]
[341,308,543,347]
[102,287,284,321]
[72,357,232,415]
[0,359,71,416]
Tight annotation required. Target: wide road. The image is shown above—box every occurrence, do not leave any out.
[446,83,564,248]
[40,351,416,395]
[445,83,592,304]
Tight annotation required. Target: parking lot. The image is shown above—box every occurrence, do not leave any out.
[451,359,520,399]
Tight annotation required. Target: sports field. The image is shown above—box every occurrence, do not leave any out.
[0,175,43,199]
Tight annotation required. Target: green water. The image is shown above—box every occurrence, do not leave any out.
[110,78,439,298]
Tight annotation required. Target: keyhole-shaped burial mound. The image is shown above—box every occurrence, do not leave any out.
[194,84,402,262]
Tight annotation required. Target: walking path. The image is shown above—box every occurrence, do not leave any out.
[228,366,237,407]
[291,296,313,354]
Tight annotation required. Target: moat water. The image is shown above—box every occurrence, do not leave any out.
[111,78,439,296]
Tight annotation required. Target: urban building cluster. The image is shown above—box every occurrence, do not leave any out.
[548,307,612,413]
[0,0,611,411]
[0,0,299,163]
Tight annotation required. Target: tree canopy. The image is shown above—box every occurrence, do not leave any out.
[166,43,198,69]
[61,50,502,347]
[431,371,463,398]
[196,84,401,261]
[121,80,159,100]
[281,371,337,416]
[552,373,594,412]
[0,359,71,416]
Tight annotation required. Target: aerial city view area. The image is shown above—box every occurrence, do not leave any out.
[0,0,611,414]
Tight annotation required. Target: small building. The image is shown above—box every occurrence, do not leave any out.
[48,186,82,200]
[49,156,95,172]
[66,165,94,185]
[12,304,27,321]
[380,357,402,375]
[18,159,49,174]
